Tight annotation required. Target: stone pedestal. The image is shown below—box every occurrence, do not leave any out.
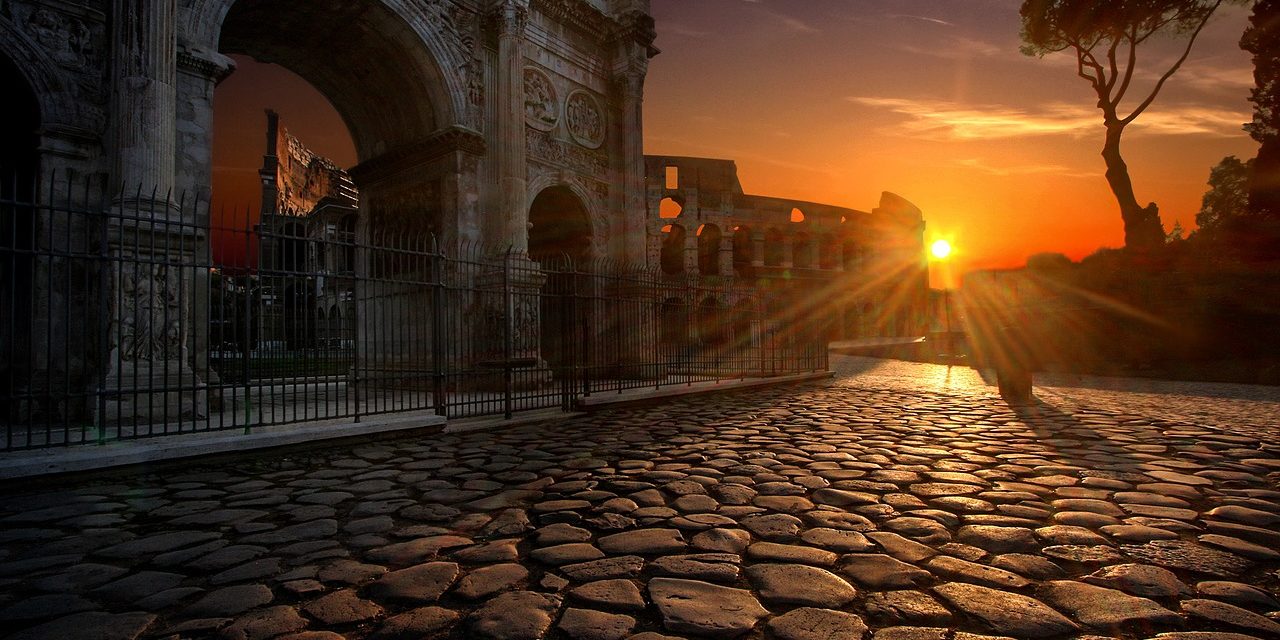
[470,252,549,390]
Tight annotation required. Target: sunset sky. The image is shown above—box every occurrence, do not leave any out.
[212,0,1261,286]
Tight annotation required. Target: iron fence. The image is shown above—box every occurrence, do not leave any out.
[0,175,827,450]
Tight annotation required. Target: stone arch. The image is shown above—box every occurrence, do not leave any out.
[0,19,83,135]
[0,45,41,405]
[528,184,593,263]
[660,224,686,275]
[732,226,754,277]
[792,231,813,269]
[696,223,721,276]
[196,0,464,162]
[764,228,785,267]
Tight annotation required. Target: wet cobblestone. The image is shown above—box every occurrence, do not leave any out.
[2,355,1280,639]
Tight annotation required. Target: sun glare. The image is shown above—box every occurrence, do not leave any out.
[931,239,953,260]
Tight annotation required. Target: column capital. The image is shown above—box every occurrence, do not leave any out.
[177,45,236,84]
[491,0,529,37]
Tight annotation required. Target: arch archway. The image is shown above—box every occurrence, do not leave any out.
[215,0,456,159]
[697,224,721,276]
[0,51,39,410]
[660,225,686,275]
[528,186,593,263]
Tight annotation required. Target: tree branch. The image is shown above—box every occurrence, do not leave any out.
[1113,26,1139,105]
[1121,0,1223,125]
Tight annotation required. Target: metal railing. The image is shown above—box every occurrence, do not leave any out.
[0,175,827,450]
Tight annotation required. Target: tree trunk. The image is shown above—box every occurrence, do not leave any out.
[1102,122,1165,251]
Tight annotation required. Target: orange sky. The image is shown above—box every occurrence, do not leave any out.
[212,0,1260,286]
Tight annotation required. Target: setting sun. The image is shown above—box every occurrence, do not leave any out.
[931,239,953,260]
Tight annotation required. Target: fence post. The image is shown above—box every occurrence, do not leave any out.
[431,238,446,417]
[503,248,513,420]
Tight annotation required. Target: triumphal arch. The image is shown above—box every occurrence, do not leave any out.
[1,0,923,436]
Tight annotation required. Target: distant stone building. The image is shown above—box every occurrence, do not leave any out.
[645,156,929,340]
[256,110,359,350]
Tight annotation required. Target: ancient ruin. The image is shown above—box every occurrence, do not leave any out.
[0,0,926,441]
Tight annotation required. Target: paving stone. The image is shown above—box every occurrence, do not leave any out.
[863,591,952,626]
[0,593,98,622]
[839,554,934,589]
[691,528,751,554]
[535,523,592,545]
[648,578,769,639]
[468,591,561,640]
[303,589,384,625]
[1195,581,1280,610]
[1040,544,1124,565]
[454,563,529,600]
[1037,580,1181,632]
[1121,540,1253,577]
[871,626,948,640]
[363,534,472,566]
[369,608,462,640]
[932,582,1078,637]
[366,562,460,603]
[531,543,604,566]
[649,554,741,582]
[1198,534,1280,561]
[95,531,221,560]
[220,605,307,640]
[865,532,936,562]
[29,563,129,592]
[569,579,646,611]
[746,542,837,566]
[316,559,386,585]
[557,608,636,640]
[1100,524,1180,542]
[1082,563,1190,597]
[923,555,1030,589]
[740,513,803,540]
[184,584,274,618]
[560,556,645,581]
[746,563,857,607]
[767,607,869,640]
[597,529,686,555]
[804,528,876,553]
[955,525,1039,554]
[92,571,186,604]
[6,611,156,640]
[1181,599,1280,635]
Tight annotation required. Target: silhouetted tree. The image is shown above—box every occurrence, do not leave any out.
[1244,1,1280,220]
[1195,155,1254,239]
[1020,0,1227,252]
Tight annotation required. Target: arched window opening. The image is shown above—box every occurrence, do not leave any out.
[819,234,839,269]
[697,223,721,275]
[733,226,754,277]
[661,224,686,275]
[764,228,784,267]
[792,232,813,269]
[842,240,859,271]
[790,208,806,223]
[659,197,683,220]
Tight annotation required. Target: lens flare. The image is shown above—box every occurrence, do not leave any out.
[931,239,953,260]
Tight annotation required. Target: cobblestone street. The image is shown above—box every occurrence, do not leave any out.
[3,356,1280,640]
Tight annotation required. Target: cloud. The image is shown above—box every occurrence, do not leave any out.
[848,96,1248,139]
[954,157,1097,179]
[662,22,711,39]
[886,14,955,27]
[899,35,1006,59]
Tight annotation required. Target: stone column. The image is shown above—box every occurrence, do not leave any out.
[494,0,529,252]
[751,230,765,267]
[103,0,206,425]
[615,66,647,263]
[720,233,734,276]
[113,0,178,203]
[782,238,795,269]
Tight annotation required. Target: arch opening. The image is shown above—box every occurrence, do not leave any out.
[697,223,721,275]
[528,186,592,263]
[660,224,686,275]
[733,226,754,277]
[0,51,39,408]
[659,197,683,220]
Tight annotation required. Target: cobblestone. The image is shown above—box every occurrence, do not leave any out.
[1,355,1279,638]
